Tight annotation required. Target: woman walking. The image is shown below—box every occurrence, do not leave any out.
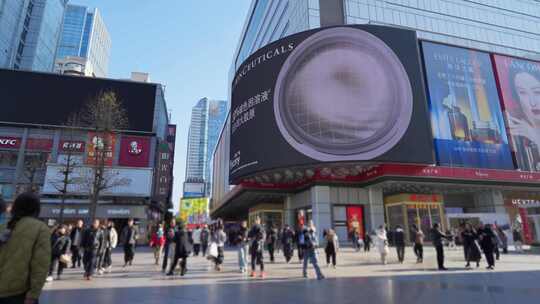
[324,229,339,268]
[375,225,389,265]
[0,193,51,304]
[461,223,481,268]
[248,216,266,278]
[479,224,497,270]
[150,224,166,266]
[281,225,295,263]
[210,219,227,271]
[47,225,71,281]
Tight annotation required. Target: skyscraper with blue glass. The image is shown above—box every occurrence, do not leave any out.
[55,4,111,77]
[0,0,67,72]
[184,98,228,196]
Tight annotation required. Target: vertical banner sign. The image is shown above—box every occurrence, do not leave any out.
[493,55,540,172]
[346,206,364,237]
[422,42,514,169]
[86,132,116,166]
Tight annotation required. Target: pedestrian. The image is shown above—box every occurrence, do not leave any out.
[513,226,524,253]
[393,225,405,263]
[364,231,372,252]
[248,216,266,278]
[149,224,165,265]
[96,219,110,275]
[266,224,277,263]
[236,220,249,273]
[70,219,84,268]
[210,219,227,271]
[495,224,508,254]
[192,225,202,256]
[461,223,481,268]
[102,221,118,273]
[0,193,51,304]
[324,228,339,268]
[201,224,210,257]
[431,223,450,271]
[47,224,71,282]
[162,218,176,272]
[411,225,424,263]
[121,218,139,268]
[492,224,503,260]
[302,221,325,280]
[167,222,193,276]
[281,225,295,263]
[82,219,104,280]
[375,225,389,265]
[295,225,305,262]
[479,224,496,270]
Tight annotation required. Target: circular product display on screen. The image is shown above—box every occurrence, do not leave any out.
[274,27,413,161]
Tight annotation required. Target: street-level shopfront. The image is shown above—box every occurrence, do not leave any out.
[248,203,284,228]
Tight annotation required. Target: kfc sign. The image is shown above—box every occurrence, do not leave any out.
[85,132,116,166]
[0,137,20,148]
[59,140,85,153]
[119,136,150,167]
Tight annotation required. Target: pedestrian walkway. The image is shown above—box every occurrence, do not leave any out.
[41,246,540,303]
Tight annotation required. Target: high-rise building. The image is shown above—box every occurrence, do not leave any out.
[55,5,111,77]
[0,0,68,72]
[184,98,228,196]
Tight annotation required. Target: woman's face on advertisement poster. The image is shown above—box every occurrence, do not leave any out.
[515,71,540,125]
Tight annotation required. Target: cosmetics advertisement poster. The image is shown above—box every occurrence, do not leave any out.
[493,55,540,172]
[421,41,513,169]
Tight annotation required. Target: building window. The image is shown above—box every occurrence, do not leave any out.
[0,151,19,167]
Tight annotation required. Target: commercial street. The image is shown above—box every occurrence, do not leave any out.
[41,247,540,304]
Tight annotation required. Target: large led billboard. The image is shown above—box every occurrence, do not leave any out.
[421,42,513,169]
[493,55,540,172]
[230,25,434,183]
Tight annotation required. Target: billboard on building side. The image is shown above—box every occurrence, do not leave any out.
[421,42,514,169]
[179,197,209,225]
[229,25,434,183]
[493,55,540,172]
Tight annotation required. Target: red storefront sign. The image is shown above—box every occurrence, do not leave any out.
[86,132,116,166]
[118,136,151,167]
[26,138,53,151]
[346,206,364,237]
[0,137,21,149]
[59,140,85,153]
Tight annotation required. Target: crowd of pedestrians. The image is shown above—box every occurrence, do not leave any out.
[0,192,531,303]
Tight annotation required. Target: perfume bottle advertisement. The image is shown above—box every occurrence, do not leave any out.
[422,42,514,169]
[493,55,540,172]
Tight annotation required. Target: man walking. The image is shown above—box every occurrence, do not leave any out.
[394,225,405,263]
[248,217,266,278]
[237,221,249,273]
[82,219,104,280]
[412,224,424,263]
[121,218,139,268]
[200,224,210,257]
[70,219,84,268]
[266,224,277,263]
[302,221,324,280]
[167,222,192,276]
[192,225,202,256]
[281,225,295,263]
[162,218,176,272]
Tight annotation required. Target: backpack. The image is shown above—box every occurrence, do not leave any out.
[298,232,305,246]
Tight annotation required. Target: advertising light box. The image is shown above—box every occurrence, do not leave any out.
[421,42,514,169]
[493,55,540,172]
[229,25,434,183]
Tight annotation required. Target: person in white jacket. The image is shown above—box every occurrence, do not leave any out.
[192,226,202,256]
[376,225,389,265]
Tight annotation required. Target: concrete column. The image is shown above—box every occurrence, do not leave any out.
[367,186,385,232]
[284,195,295,227]
[310,185,332,242]
[12,128,28,197]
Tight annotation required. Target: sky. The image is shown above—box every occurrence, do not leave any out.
[74,0,251,211]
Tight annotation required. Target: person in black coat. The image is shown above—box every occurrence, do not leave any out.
[70,219,84,268]
[48,225,71,281]
[200,225,210,257]
[431,223,451,270]
[394,226,405,263]
[281,225,295,263]
[266,225,278,263]
[479,224,497,270]
[248,217,266,278]
[364,233,372,252]
[82,219,104,280]
[167,222,192,276]
[461,223,481,268]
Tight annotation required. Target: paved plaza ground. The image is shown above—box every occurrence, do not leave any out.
[41,246,540,304]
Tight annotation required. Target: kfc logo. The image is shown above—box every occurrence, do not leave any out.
[128,141,142,155]
[0,139,17,146]
[92,136,105,150]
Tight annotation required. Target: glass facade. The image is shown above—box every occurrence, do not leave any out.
[185,99,228,196]
[56,5,111,77]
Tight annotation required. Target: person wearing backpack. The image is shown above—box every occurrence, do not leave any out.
[47,225,71,282]
[248,216,266,278]
[0,193,51,304]
[302,221,325,280]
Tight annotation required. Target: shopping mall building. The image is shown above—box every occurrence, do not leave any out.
[210,0,540,244]
[0,68,176,237]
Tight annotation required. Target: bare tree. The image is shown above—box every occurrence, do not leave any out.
[80,91,129,221]
[22,152,48,193]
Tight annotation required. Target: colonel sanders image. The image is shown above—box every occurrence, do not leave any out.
[92,136,105,150]
[129,141,142,155]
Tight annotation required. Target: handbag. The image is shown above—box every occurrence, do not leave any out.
[59,254,72,265]
[207,242,218,259]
